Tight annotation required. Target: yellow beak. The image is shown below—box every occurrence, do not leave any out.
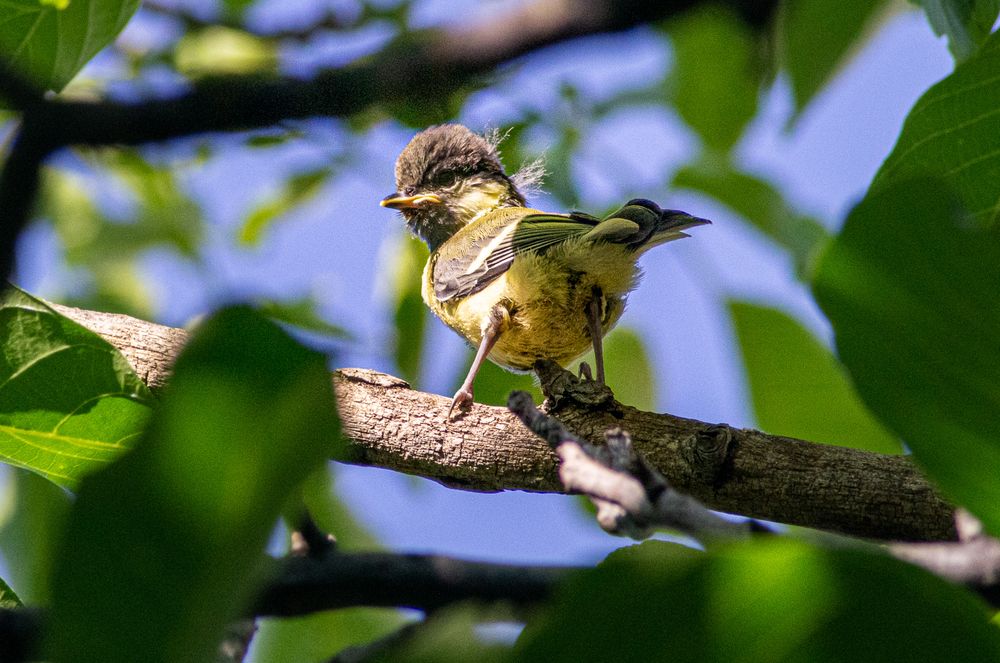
[380,193,443,209]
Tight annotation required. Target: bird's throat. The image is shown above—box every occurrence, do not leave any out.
[411,180,520,252]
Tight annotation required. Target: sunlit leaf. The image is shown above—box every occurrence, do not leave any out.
[48,307,343,663]
[175,26,277,76]
[814,177,1000,535]
[517,539,1000,662]
[729,301,900,453]
[666,5,763,151]
[912,0,1000,60]
[871,30,1000,222]
[780,0,888,114]
[238,168,332,246]
[0,286,154,488]
[0,0,140,92]
[673,159,828,275]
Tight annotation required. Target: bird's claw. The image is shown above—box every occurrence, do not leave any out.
[447,386,475,420]
[578,361,594,381]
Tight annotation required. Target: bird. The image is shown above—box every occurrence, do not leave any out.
[381,124,709,417]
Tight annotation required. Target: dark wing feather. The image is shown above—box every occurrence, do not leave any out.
[434,211,598,302]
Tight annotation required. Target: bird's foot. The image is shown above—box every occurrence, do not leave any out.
[447,386,475,420]
[578,361,594,381]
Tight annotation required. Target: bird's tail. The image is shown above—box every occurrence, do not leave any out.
[584,198,711,255]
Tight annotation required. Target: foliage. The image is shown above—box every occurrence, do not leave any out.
[0,0,998,661]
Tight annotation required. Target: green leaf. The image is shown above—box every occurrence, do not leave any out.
[813,178,1000,534]
[0,468,71,603]
[377,605,509,663]
[238,168,332,246]
[673,159,828,276]
[912,0,1000,60]
[729,301,900,453]
[871,31,1000,222]
[298,466,381,552]
[255,297,350,339]
[48,307,343,663]
[0,0,140,92]
[0,575,21,609]
[453,354,541,408]
[666,5,763,151]
[175,26,278,76]
[578,327,657,411]
[0,286,154,488]
[253,610,406,663]
[385,233,430,385]
[780,0,888,114]
[517,539,1000,662]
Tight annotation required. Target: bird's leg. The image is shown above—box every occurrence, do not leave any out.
[449,305,507,419]
[584,287,605,384]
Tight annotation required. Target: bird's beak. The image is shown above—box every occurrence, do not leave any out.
[380,193,443,209]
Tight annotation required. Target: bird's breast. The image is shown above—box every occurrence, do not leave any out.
[423,242,641,370]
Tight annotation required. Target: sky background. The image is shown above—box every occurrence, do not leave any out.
[11,3,955,568]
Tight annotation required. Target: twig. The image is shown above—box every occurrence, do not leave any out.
[507,391,758,542]
[252,550,573,618]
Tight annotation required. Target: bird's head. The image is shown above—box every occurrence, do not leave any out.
[381,124,525,251]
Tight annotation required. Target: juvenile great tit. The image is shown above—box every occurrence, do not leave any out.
[381,124,709,417]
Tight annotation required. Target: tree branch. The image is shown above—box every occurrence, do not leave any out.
[49,303,956,542]
[0,550,575,661]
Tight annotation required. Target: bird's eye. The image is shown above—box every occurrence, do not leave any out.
[436,170,459,187]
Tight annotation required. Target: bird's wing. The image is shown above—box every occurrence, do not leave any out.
[434,208,600,302]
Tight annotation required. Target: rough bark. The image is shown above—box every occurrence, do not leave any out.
[52,303,956,542]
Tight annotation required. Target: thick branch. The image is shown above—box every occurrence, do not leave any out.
[51,303,956,542]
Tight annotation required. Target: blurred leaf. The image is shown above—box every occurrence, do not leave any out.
[0,286,154,489]
[813,178,1000,534]
[729,301,900,453]
[0,468,71,603]
[254,610,406,663]
[221,0,256,19]
[577,327,657,411]
[261,467,404,661]
[255,296,349,339]
[0,575,21,608]
[666,5,763,151]
[673,158,828,276]
[517,539,1000,662]
[48,307,342,663]
[299,465,381,550]
[913,0,1000,60]
[0,0,140,92]
[871,30,1000,223]
[386,233,430,385]
[373,606,509,663]
[238,168,332,246]
[780,0,888,114]
[175,26,278,76]
[454,355,541,407]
